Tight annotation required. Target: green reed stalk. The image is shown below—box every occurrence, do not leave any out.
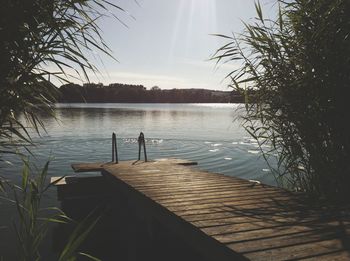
[1,159,101,260]
[1,1,126,259]
[213,0,350,202]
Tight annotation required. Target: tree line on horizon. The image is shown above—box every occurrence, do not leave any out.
[57,82,244,103]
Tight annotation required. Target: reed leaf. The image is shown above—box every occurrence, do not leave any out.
[0,0,125,157]
[1,1,126,259]
[213,0,350,202]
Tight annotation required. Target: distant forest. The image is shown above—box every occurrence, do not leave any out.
[57,83,244,103]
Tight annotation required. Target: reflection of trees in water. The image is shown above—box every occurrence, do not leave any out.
[18,104,243,148]
[56,108,147,120]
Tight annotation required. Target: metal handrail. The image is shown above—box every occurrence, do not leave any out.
[138,132,147,162]
[112,132,118,163]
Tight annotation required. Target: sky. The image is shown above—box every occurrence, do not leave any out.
[57,0,276,90]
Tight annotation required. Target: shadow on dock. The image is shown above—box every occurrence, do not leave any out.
[52,159,350,261]
[52,175,208,261]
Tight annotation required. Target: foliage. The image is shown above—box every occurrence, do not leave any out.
[58,82,241,103]
[213,0,350,201]
[0,0,123,156]
[0,159,101,261]
[0,0,124,259]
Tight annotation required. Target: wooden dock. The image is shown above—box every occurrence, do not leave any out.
[56,159,350,260]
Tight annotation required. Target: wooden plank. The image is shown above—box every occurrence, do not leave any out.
[243,238,348,260]
[50,176,66,185]
[89,158,350,260]
[71,158,197,173]
[153,158,198,166]
[71,162,110,172]
[139,183,265,198]
[153,188,286,204]
[192,212,350,229]
[218,222,350,245]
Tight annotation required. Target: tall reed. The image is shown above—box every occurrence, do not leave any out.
[1,0,125,157]
[1,159,101,260]
[1,1,126,259]
[213,0,350,202]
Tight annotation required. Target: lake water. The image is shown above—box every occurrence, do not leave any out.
[0,103,275,258]
[1,103,277,190]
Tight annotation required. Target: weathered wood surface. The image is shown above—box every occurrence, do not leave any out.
[101,159,350,261]
[71,162,110,172]
[51,176,67,186]
[71,158,197,173]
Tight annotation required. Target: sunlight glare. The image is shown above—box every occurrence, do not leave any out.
[169,0,218,60]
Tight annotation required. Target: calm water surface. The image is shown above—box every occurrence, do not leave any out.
[3,103,275,185]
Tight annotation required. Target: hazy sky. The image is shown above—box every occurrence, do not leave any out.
[65,0,275,90]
